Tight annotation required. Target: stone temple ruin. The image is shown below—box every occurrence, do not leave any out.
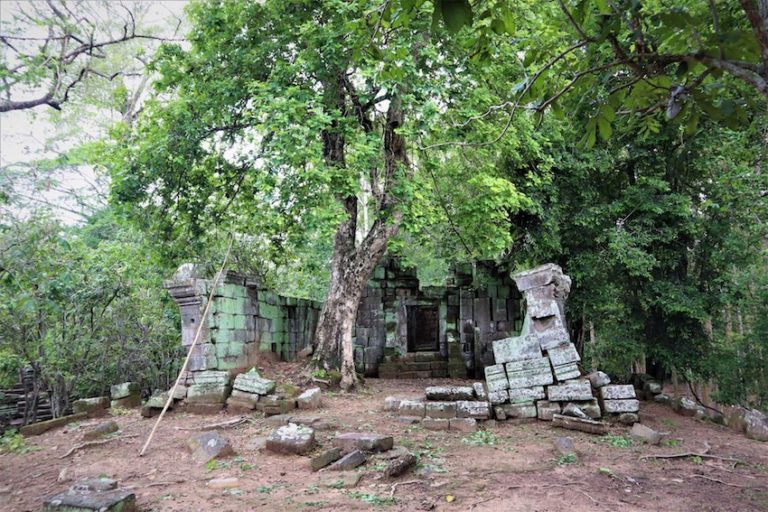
[163,260,638,426]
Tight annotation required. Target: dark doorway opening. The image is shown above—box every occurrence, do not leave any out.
[407,305,440,352]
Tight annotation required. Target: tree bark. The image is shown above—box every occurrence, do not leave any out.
[312,93,408,391]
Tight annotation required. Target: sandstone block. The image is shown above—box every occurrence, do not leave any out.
[449,418,477,432]
[110,395,141,409]
[500,403,537,418]
[566,399,601,419]
[398,400,425,418]
[186,382,230,404]
[422,418,450,431]
[187,431,235,464]
[484,365,509,393]
[492,334,541,364]
[507,386,545,404]
[505,357,554,388]
[488,389,509,405]
[630,423,662,445]
[311,447,343,471]
[83,421,119,441]
[617,412,639,425]
[110,382,139,400]
[547,380,593,402]
[256,396,296,416]
[599,385,636,400]
[587,371,611,388]
[536,400,561,421]
[383,396,402,411]
[425,386,474,401]
[745,409,768,442]
[456,401,491,419]
[562,403,589,420]
[72,397,110,416]
[266,423,316,455]
[328,449,366,470]
[552,414,608,435]
[425,401,457,419]
[233,369,275,395]
[601,399,640,413]
[297,387,322,410]
[472,382,488,400]
[44,489,137,512]
[333,432,394,453]
[553,436,576,457]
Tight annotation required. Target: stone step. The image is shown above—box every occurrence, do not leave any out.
[401,351,445,362]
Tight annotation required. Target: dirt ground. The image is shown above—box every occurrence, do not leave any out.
[2,368,767,512]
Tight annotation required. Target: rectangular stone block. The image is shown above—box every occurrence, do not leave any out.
[505,357,554,388]
[599,385,636,400]
[398,400,426,418]
[552,414,608,435]
[425,386,474,401]
[536,400,561,421]
[500,403,537,418]
[425,401,457,419]
[512,264,561,291]
[484,364,509,392]
[552,363,581,382]
[422,417,450,430]
[508,386,546,404]
[488,389,509,405]
[492,334,541,364]
[547,380,593,402]
[547,344,580,366]
[234,371,275,395]
[601,399,640,413]
[456,401,491,419]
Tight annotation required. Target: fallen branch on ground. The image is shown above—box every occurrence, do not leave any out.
[638,442,744,465]
[174,417,246,431]
[60,434,139,459]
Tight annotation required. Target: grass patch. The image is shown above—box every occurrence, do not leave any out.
[663,439,682,447]
[461,430,497,446]
[555,453,577,465]
[603,435,633,448]
[0,430,35,454]
[347,491,396,506]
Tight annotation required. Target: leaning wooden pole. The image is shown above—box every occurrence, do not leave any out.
[139,239,233,457]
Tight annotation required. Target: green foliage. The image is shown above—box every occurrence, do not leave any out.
[555,453,578,465]
[603,435,633,448]
[461,430,497,446]
[347,491,397,506]
[0,430,32,454]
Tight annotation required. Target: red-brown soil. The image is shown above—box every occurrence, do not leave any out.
[1,368,767,512]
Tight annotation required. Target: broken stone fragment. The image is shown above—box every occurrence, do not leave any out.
[643,381,662,395]
[566,399,601,419]
[297,387,322,410]
[207,477,240,489]
[587,371,611,389]
[493,406,507,421]
[333,432,394,453]
[226,389,260,411]
[599,385,637,400]
[630,423,663,445]
[266,423,316,455]
[71,478,117,492]
[744,409,768,441]
[654,393,672,405]
[456,401,491,419]
[425,386,474,401]
[187,431,235,464]
[144,391,172,409]
[256,396,297,416]
[562,403,589,420]
[547,380,594,402]
[383,396,402,411]
[319,472,362,489]
[617,412,639,425]
[512,263,568,293]
[328,449,366,470]
[43,488,137,512]
[233,370,275,395]
[552,436,576,457]
[311,447,343,471]
[82,420,119,441]
[672,397,701,417]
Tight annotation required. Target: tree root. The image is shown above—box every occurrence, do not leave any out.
[638,442,744,465]
[174,417,246,431]
[389,479,424,498]
[60,434,138,459]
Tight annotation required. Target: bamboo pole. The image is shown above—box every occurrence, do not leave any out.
[139,239,233,456]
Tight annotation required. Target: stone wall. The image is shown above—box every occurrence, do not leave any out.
[165,259,524,378]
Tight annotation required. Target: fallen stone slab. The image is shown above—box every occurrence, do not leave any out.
[398,400,426,417]
[83,420,119,441]
[552,414,608,435]
[226,389,260,412]
[187,431,235,464]
[425,402,457,419]
[110,395,141,409]
[266,423,316,455]
[547,380,593,402]
[499,403,537,419]
[562,403,589,420]
[44,488,137,512]
[508,386,545,404]
[333,432,394,453]
[422,418,450,431]
[425,386,474,401]
[72,397,110,416]
[601,399,640,414]
[617,412,639,425]
[456,401,491,419]
[207,477,240,489]
[328,449,366,470]
[311,447,343,471]
[256,396,297,416]
[71,478,117,492]
[672,397,702,417]
[552,436,576,457]
[587,371,611,388]
[297,387,322,410]
[566,399,601,419]
[20,412,88,437]
[599,385,636,400]
[630,423,662,445]
[233,369,275,395]
[383,453,417,478]
[512,263,563,291]
[449,418,477,432]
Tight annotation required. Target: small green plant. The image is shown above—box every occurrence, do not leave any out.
[347,491,396,506]
[689,455,703,465]
[239,462,255,471]
[0,430,32,454]
[604,435,633,448]
[661,418,676,428]
[328,480,346,489]
[205,459,232,471]
[461,430,497,446]
[663,439,682,447]
[304,501,329,507]
[305,484,320,495]
[598,467,615,477]
[258,484,276,494]
[555,453,577,465]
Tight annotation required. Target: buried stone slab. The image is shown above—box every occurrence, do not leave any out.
[425,386,474,401]
[333,432,394,453]
[44,488,137,512]
[552,414,608,435]
[422,418,450,431]
[82,420,119,441]
[449,418,477,432]
[266,423,316,455]
[425,401,457,419]
[311,447,343,471]
[187,431,235,464]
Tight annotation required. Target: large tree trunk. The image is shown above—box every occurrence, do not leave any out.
[312,94,407,391]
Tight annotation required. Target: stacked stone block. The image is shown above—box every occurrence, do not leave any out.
[394,385,489,431]
[226,369,275,411]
